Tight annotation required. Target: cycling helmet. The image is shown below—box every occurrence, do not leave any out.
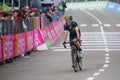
[65,15,73,22]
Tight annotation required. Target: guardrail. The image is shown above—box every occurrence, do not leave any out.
[0,14,65,64]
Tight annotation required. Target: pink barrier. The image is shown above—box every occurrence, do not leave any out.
[18,33,26,55]
[44,27,55,45]
[52,22,61,39]
[2,35,14,60]
[40,27,48,39]
[0,15,65,62]
[49,24,58,43]
[40,27,52,48]
[0,39,2,61]
[34,28,45,47]
[15,33,26,57]
[57,20,64,36]
[26,31,34,52]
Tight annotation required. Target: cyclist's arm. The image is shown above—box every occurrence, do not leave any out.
[75,27,81,39]
[64,31,68,42]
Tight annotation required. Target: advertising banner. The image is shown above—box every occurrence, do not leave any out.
[15,34,19,56]
[34,29,45,47]
[2,35,14,60]
[58,19,64,36]
[52,22,61,39]
[49,24,58,43]
[15,33,26,56]
[46,27,55,45]
[116,5,120,14]
[40,27,48,39]
[40,27,51,48]
[106,2,118,12]
[26,31,34,52]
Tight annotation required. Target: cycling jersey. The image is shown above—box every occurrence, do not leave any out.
[64,21,80,41]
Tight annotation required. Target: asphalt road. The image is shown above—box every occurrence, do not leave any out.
[0,9,120,80]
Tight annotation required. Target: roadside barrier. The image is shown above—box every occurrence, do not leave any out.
[0,15,65,64]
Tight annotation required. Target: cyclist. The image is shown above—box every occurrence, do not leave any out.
[63,15,83,67]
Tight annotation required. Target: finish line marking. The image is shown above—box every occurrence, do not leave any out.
[83,10,110,80]
[104,24,111,27]
[83,10,109,53]
[116,24,120,27]
[80,24,87,27]
[92,24,99,27]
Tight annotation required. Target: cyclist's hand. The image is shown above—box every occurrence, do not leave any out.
[77,38,80,41]
[63,41,66,48]
[63,41,66,44]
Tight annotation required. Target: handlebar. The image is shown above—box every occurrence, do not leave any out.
[63,39,82,48]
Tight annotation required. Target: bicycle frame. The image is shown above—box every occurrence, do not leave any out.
[63,40,82,72]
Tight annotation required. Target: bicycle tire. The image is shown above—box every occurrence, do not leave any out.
[73,49,79,72]
[78,58,82,70]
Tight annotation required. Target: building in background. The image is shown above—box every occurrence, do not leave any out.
[0,0,64,9]
[0,0,42,9]
[41,0,61,7]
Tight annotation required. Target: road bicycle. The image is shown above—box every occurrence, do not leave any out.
[63,40,82,72]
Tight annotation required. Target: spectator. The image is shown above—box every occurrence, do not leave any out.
[53,7,60,21]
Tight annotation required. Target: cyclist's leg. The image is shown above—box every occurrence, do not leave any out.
[73,38,83,57]
[73,38,80,49]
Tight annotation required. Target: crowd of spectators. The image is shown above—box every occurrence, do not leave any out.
[0,1,67,37]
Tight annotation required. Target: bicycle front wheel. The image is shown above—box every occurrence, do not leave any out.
[73,50,79,72]
[78,58,82,71]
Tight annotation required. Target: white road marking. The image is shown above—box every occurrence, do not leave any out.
[116,24,120,27]
[105,60,110,63]
[92,24,99,27]
[86,77,95,80]
[93,73,100,76]
[106,57,110,60]
[105,53,110,56]
[80,24,87,27]
[103,64,109,68]
[104,24,111,27]
[99,69,105,72]
[83,10,110,80]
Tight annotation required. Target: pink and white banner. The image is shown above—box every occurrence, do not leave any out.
[26,31,34,52]
[40,27,48,39]
[34,29,45,47]
[18,33,26,55]
[2,35,14,60]
[52,22,61,39]
[49,24,58,43]
[0,39,2,61]
[47,28,55,45]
